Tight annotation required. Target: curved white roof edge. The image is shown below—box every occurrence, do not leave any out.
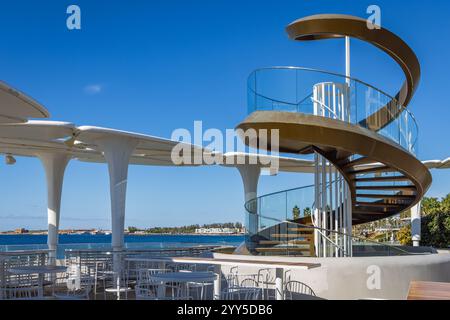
[76,125,172,142]
[423,157,450,169]
[0,81,50,122]
[75,125,205,151]
[0,120,449,172]
[25,120,75,127]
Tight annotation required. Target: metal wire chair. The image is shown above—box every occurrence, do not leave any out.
[284,280,316,299]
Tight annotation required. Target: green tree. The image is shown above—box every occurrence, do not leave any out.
[441,194,450,213]
[397,224,412,245]
[421,211,450,248]
[128,226,138,233]
[304,207,311,217]
[292,205,300,220]
[422,197,442,215]
[397,194,450,248]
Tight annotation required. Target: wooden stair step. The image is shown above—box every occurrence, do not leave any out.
[258,240,311,245]
[270,233,314,239]
[353,175,409,182]
[347,166,393,175]
[355,185,416,191]
[352,211,390,215]
[356,193,416,200]
[341,156,376,169]
[287,227,314,232]
[255,247,310,253]
[352,213,390,220]
[355,201,404,208]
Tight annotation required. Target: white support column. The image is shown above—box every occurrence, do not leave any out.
[345,36,351,84]
[346,184,353,256]
[95,137,138,279]
[313,153,320,257]
[411,201,421,247]
[38,152,71,264]
[321,156,327,257]
[98,137,138,251]
[237,165,261,235]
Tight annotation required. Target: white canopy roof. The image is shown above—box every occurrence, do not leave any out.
[0,82,49,123]
[0,120,448,172]
[423,158,450,169]
[0,121,312,171]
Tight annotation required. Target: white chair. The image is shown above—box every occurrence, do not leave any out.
[240,278,259,288]
[54,264,94,300]
[220,275,262,300]
[92,260,112,299]
[221,287,261,300]
[104,271,132,300]
[169,263,196,272]
[135,268,172,300]
[5,274,42,300]
[284,280,316,299]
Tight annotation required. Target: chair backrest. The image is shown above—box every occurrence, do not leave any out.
[224,267,258,289]
[66,264,82,291]
[240,278,259,288]
[243,287,261,300]
[284,280,316,299]
[137,268,170,285]
[221,287,261,300]
[170,263,196,272]
[6,274,41,300]
[135,286,156,300]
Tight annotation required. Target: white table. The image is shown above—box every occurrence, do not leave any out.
[131,257,320,300]
[7,265,67,297]
[150,271,217,299]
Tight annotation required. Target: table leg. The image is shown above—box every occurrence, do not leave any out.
[157,261,166,298]
[213,265,221,300]
[116,274,120,300]
[94,262,98,300]
[38,273,44,298]
[0,261,5,300]
[275,268,284,300]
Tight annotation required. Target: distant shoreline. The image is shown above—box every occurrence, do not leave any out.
[0,232,244,236]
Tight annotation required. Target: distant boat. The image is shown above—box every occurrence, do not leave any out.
[91,230,106,235]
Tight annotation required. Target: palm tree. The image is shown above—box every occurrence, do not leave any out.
[292,205,300,220]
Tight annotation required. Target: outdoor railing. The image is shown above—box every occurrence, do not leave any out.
[0,242,233,260]
[0,250,50,299]
[247,67,419,155]
[244,185,416,257]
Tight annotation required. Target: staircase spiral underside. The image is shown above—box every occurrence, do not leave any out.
[238,111,431,226]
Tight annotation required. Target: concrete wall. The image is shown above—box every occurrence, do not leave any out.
[213,252,450,300]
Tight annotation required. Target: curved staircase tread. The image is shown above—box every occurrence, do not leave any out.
[355,202,405,208]
[340,156,376,169]
[355,185,416,190]
[356,193,416,199]
[346,166,393,175]
[353,175,410,182]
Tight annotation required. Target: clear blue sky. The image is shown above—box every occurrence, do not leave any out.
[0,0,448,231]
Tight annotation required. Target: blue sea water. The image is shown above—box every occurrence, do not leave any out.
[0,234,244,258]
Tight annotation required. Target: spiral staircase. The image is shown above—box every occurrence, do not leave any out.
[238,15,432,257]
